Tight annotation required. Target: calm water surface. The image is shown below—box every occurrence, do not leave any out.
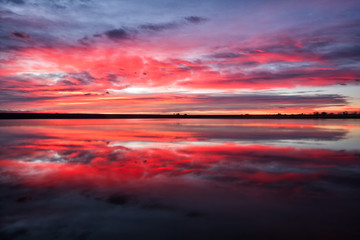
[1,119,359,239]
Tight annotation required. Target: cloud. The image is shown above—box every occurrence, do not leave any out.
[10,31,31,40]
[143,93,348,113]
[64,72,95,85]
[103,16,207,41]
[104,28,132,40]
[139,22,178,31]
[138,16,207,33]
[208,52,243,58]
[1,0,359,114]
[0,72,350,113]
[1,0,25,4]
[322,45,360,61]
[184,16,207,23]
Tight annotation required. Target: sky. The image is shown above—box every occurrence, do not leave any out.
[1,0,360,114]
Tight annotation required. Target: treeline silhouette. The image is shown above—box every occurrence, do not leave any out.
[1,112,359,119]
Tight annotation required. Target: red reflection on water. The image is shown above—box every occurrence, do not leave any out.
[1,119,359,198]
[0,119,349,144]
[1,141,359,195]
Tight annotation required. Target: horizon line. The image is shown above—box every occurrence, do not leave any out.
[1,112,359,119]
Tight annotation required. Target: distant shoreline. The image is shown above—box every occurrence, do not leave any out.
[1,113,359,119]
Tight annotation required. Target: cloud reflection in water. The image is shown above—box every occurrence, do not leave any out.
[0,119,359,240]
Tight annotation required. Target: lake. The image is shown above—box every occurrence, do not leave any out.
[1,119,359,239]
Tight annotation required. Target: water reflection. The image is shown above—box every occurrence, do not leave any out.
[0,119,359,240]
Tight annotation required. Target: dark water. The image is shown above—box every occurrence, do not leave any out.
[1,119,359,240]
